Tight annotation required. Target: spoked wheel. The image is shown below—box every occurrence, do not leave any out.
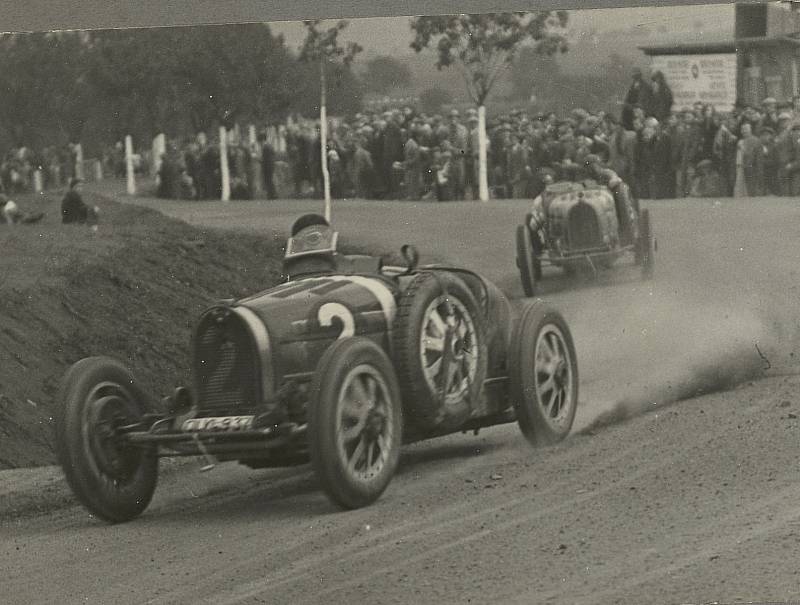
[393,271,487,431]
[516,224,538,297]
[509,301,578,446]
[54,357,158,523]
[309,337,402,509]
[639,208,654,279]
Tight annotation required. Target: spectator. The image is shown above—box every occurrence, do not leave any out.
[650,71,674,122]
[1,194,44,226]
[624,68,654,125]
[61,178,97,224]
[259,134,277,200]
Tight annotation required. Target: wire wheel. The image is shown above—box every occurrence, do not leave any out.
[309,337,402,509]
[509,302,579,446]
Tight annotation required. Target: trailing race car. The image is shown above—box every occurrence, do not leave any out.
[516,178,654,296]
[55,214,579,522]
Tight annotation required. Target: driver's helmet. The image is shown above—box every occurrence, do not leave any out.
[283,213,338,278]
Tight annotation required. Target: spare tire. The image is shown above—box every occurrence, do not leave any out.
[393,271,488,432]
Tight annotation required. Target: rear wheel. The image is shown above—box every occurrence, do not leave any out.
[516,224,538,297]
[508,302,578,446]
[54,357,158,523]
[309,337,402,509]
[393,271,487,432]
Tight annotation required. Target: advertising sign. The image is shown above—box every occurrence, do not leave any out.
[650,53,737,112]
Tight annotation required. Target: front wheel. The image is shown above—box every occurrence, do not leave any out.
[309,337,403,509]
[54,357,158,523]
[508,301,578,446]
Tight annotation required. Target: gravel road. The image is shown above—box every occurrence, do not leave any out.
[3,190,799,605]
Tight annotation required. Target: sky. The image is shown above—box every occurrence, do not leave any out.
[270,4,735,58]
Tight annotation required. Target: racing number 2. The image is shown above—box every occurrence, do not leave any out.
[317,302,355,340]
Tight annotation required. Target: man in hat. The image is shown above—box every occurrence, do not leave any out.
[466,113,481,199]
[689,158,724,197]
[624,68,653,125]
[761,97,779,133]
[447,109,468,199]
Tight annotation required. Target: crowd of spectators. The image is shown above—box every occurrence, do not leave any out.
[0,144,84,194]
[124,68,800,203]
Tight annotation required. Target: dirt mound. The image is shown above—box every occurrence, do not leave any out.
[0,191,296,468]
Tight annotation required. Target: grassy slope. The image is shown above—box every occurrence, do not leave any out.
[0,190,292,468]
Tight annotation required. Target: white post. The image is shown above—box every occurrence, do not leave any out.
[320,59,331,222]
[74,143,85,181]
[125,135,136,195]
[33,169,43,193]
[249,124,263,196]
[219,125,231,202]
[478,105,489,202]
[152,133,166,183]
[93,160,103,182]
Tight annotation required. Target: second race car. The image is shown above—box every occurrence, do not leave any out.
[516,157,655,296]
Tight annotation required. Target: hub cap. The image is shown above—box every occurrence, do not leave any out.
[419,296,478,406]
[534,324,574,427]
[336,365,394,482]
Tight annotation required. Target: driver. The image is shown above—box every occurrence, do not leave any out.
[282,213,338,279]
[583,154,639,245]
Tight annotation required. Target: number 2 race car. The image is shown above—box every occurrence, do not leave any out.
[55,214,579,523]
[516,180,655,296]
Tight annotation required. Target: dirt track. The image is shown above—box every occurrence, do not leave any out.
[3,189,800,604]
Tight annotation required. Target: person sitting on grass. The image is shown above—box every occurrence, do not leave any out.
[0,194,45,226]
[61,178,99,225]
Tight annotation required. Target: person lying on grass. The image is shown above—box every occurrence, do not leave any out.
[0,194,44,226]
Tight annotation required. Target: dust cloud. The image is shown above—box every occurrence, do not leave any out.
[569,288,772,434]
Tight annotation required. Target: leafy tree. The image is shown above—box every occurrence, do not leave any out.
[299,20,362,219]
[410,12,569,201]
[362,55,412,95]
[0,32,92,147]
[89,25,298,140]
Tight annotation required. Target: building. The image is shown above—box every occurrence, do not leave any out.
[640,2,800,111]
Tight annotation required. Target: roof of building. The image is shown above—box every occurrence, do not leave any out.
[640,35,800,56]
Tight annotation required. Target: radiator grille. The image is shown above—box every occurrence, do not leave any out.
[194,311,260,416]
[568,203,603,251]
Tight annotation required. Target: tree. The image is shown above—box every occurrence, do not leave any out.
[299,20,362,221]
[510,49,561,102]
[89,25,298,140]
[362,55,412,95]
[410,12,568,201]
[0,32,92,148]
[419,87,453,114]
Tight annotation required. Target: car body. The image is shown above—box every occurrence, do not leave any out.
[515,180,654,296]
[55,218,579,522]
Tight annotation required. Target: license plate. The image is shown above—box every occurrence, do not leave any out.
[181,415,255,432]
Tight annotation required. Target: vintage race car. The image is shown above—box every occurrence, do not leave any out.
[515,180,654,296]
[54,216,579,523]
